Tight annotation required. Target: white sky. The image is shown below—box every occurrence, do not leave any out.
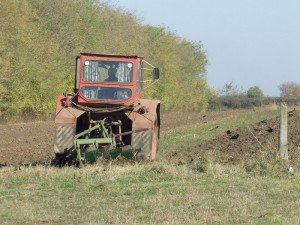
[113,0,300,96]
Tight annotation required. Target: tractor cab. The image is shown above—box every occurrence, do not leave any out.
[75,53,159,106]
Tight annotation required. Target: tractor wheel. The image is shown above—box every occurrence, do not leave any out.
[136,116,159,160]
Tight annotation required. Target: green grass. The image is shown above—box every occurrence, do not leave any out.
[160,108,279,154]
[1,108,300,224]
[0,164,299,224]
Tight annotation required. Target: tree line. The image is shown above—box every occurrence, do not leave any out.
[209,81,300,110]
[0,0,210,119]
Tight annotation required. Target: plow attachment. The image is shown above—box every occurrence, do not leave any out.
[74,121,115,164]
[73,120,152,165]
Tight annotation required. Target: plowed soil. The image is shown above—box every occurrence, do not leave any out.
[0,109,251,166]
[168,110,300,166]
[0,122,55,166]
[1,109,298,166]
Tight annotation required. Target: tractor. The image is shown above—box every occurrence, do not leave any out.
[54,53,160,165]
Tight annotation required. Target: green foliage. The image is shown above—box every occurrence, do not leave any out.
[209,95,254,110]
[0,0,209,119]
[247,86,264,98]
[210,83,267,110]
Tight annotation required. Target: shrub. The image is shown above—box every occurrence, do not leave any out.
[247,86,264,98]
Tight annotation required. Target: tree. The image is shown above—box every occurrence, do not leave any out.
[278,82,300,98]
[0,0,210,118]
[247,86,264,98]
[219,81,244,96]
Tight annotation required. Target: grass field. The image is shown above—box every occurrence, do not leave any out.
[160,108,279,154]
[1,108,299,224]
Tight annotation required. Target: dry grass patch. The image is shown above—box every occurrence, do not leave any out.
[1,163,299,224]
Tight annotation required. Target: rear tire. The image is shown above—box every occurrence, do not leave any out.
[136,116,159,160]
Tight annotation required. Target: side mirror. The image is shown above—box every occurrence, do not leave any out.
[153,68,160,80]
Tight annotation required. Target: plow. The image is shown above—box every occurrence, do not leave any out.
[54,53,160,165]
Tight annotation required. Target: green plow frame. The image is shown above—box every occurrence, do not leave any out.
[74,120,116,163]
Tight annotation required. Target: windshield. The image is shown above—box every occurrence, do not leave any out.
[83,60,133,83]
[81,86,132,101]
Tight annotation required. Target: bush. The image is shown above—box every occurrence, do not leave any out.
[247,86,264,98]
[206,92,300,111]
[208,95,255,110]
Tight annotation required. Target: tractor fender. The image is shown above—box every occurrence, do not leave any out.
[140,99,160,133]
[54,95,85,154]
[128,99,160,159]
[129,99,160,129]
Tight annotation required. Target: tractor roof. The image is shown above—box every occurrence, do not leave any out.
[80,52,143,59]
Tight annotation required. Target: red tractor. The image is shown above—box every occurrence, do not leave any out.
[54,53,160,165]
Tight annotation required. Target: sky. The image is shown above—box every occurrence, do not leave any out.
[112,0,300,96]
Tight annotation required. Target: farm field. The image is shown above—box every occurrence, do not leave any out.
[0,108,260,166]
[1,1,300,224]
[0,107,300,224]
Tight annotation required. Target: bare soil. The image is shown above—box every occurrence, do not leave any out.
[0,122,55,166]
[168,110,300,167]
[2,109,297,166]
[0,109,251,166]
